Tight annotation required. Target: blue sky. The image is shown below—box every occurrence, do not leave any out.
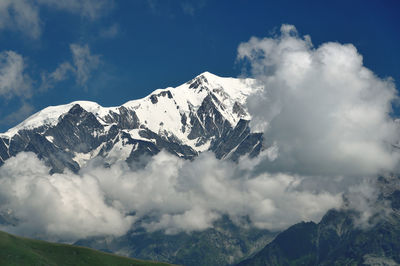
[0,0,399,132]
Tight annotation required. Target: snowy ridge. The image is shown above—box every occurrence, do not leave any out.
[1,101,118,138]
[0,72,264,171]
[1,72,260,142]
[121,72,260,146]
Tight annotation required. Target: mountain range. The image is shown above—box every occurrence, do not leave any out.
[1,72,400,265]
[0,72,274,265]
[0,72,263,174]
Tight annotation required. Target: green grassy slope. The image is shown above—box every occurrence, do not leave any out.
[0,230,172,266]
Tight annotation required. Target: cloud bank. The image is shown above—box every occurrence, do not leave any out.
[0,151,340,241]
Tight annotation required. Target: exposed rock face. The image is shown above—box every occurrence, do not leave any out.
[0,72,263,173]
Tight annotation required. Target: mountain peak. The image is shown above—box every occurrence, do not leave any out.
[0,72,264,173]
[190,71,240,87]
[195,71,221,81]
[1,72,261,141]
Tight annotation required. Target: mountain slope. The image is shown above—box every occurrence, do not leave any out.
[237,176,400,266]
[0,72,263,173]
[0,230,173,266]
[76,216,277,266]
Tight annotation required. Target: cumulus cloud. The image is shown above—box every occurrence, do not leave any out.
[0,151,340,241]
[41,44,101,90]
[0,50,32,99]
[0,153,133,241]
[238,24,400,178]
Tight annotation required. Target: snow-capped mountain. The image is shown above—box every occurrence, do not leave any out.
[0,72,264,173]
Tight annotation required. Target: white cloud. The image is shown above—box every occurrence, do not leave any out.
[0,50,34,128]
[0,50,32,99]
[40,44,101,90]
[146,0,206,17]
[0,151,341,241]
[38,0,113,20]
[0,153,133,241]
[343,177,391,228]
[238,24,400,178]
[70,44,101,87]
[40,62,74,91]
[0,0,113,38]
[0,0,41,39]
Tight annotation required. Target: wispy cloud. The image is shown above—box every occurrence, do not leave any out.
[180,0,206,16]
[0,49,34,129]
[0,0,114,39]
[0,102,34,126]
[146,0,207,17]
[40,62,74,92]
[37,0,114,20]
[0,50,32,99]
[99,23,119,39]
[0,0,41,39]
[70,44,101,87]
[0,43,101,129]
[41,44,101,90]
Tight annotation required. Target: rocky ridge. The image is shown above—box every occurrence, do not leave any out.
[0,72,264,173]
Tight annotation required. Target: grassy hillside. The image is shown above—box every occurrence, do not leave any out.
[0,230,172,266]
